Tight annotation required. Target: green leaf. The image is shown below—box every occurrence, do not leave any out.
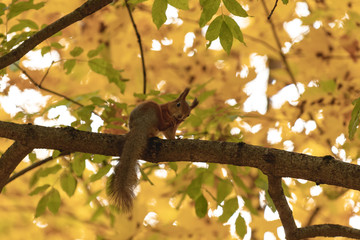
[232,174,250,193]
[219,197,238,222]
[86,190,102,204]
[128,0,148,4]
[152,0,167,29]
[41,46,51,56]
[91,154,108,163]
[87,44,105,58]
[52,150,61,158]
[168,0,188,10]
[223,15,245,44]
[140,168,154,185]
[70,46,84,57]
[255,171,268,190]
[243,197,258,215]
[29,171,40,188]
[168,162,178,172]
[0,68,6,76]
[29,184,50,196]
[219,21,233,54]
[35,195,49,218]
[222,0,248,17]
[320,79,336,93]
[77,105,95,122]
[51,42,64,49]
[195,194,208,218]
[217,179,232,203]
[89,165,112,182]
[349,97,360,140]
[205,16,223,42]
[88,58,125,93]
[235,214,247,238]
[198,89,216,103]
[8,19,39,33]
[199,0,220,27]
[28,152,37,162]
[282,0,289,4]
[7,0,45,20]
[47,188,61,214]
[0,3,6,16]
[64,59,76,74]
[187,175,202,199]
[60,172,77,197]
[72,154,87,176]
[265,190,276,212]
[38,164,62,177]
[91,207,105,221]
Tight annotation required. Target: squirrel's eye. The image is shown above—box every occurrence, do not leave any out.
[176,102,181,107]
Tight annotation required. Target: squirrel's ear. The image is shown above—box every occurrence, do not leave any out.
[177,88,190,100]
[190,98,199,110]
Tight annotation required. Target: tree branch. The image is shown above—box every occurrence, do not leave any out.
[1,121,360,192]
[6,151,70,185]
[0,0,113,70]
[125,0,147,94]
[1,121,360,237]
[296,224,360,239]
[260,0,298,91]
[267,175,297,239]
[14,63,101,117]
[268,0,279,20]
[0,141,33,190]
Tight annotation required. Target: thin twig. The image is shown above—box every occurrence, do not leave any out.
[268,0,279,20]
[260,0,299,93]
[39,61,54,86]
[125,0,147,94]
[243,34,278,53]
[6,151,70,185]
[14,63,101,117]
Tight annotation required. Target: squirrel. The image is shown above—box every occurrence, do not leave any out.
[109,88,198,211]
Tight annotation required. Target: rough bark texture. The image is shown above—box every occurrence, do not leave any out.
[0,121,359,192]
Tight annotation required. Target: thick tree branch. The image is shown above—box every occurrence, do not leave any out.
[0,141,33,190]
[1,121,360,192]
[0,0,113,70]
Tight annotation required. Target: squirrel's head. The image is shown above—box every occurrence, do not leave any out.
[169,88,198,122]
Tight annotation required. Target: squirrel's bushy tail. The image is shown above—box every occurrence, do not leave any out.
[109,129,148,212]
